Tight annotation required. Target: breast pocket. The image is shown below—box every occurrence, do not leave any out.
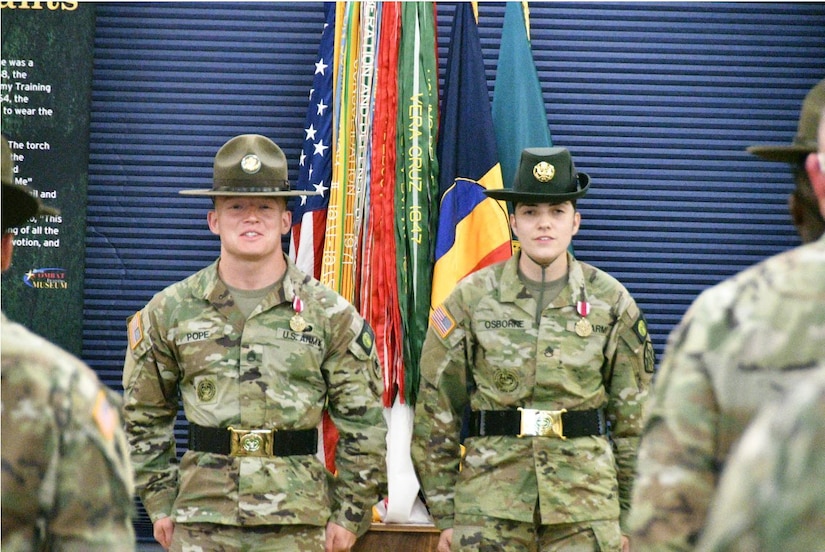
[261,328,327,421]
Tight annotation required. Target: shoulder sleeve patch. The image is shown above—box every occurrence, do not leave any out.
[632,312,649,345]
[355,321,375,355]
[430,304,456,339]
[127,311,144,351]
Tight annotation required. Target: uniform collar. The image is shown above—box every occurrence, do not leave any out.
[499,251,586,308]
[195,255,311,317]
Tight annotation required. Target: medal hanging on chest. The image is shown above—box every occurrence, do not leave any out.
[290,295,309,332]
[575,288,593,337]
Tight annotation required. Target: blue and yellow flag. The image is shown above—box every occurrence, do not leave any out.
[432,2,512,310]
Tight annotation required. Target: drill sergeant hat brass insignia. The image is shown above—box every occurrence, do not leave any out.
[532,161,555,182]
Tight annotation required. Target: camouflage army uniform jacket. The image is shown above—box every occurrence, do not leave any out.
[697,365,825,552]
[629,235,825,550]
[412,253,654,532]
[1,312,135,552]
[122,257,387,535]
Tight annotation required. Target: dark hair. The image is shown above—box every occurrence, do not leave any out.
[513,199,578,210]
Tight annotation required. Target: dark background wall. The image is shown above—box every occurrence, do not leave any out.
[82,2,825,540]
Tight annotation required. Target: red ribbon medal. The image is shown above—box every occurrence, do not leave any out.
[290,295,308,332]
[575,292,593,337]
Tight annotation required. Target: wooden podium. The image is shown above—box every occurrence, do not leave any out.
[353,523,440,552]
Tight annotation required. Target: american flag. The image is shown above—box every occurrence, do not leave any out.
[289,3,337,472]
[290,3,334,278]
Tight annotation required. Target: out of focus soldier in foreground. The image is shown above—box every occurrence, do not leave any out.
[1,135,136,551]
[696,366,825,552]
[628,79,825,550]
[412,147,654,552]
[121,134,386,552]
[696,109,825,552]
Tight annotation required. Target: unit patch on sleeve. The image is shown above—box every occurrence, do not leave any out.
[633,312,649,345]
[355,321,375,355]
[430,304,456,339]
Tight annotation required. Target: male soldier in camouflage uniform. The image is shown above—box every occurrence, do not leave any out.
[1,135,136,551]
[695,365,825,552]
[696,109,825,552]
[121,134,386,552]
[628,79,825,550]
[412,147,654,552]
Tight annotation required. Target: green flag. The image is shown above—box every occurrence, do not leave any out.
[492,2,553,189]
[395,2,439,405]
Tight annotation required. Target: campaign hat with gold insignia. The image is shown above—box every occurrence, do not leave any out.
[180,134,320,197]
[748,78,825,163]
[484,146,590,204]
[2,134,60,233]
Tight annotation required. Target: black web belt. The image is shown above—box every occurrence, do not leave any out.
[189,424,318,457]
[468,408,606,440]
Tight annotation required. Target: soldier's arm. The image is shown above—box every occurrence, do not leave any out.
[122,308,181,523]
[323,313,388,537]
[604,297,654,533]
[50,376,136,551]
[628,312,720,550]
[411,301,469,531]
[0,358,59,549]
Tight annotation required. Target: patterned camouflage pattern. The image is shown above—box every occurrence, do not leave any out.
[412,253,653,534]
[453,513,622,552]
[1,312,135,551]
[629,235,825,550]
[122,256,387,536]
[696,366,825,552]
[168,520,325,551]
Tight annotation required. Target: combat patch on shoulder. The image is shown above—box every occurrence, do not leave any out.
[355,321,375,355]
[430,304,456,339]
[128,311,144,351]
[632,312,649,345]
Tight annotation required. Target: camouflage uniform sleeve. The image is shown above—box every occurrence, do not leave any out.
[411,298,468,531]
[697,368,825,552]
[323,309,388,537]
[122,307,181,522]
[50,384,136,551]
[628,307,719,551]
[1,326,135,551]
[605,297,654,533]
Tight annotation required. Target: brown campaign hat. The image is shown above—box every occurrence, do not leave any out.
[748,78,825,163]
[2,135,59,233]
[180,134,320,198]
[485,147,590,203]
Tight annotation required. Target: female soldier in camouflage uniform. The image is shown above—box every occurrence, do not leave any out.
[412,147,654,552]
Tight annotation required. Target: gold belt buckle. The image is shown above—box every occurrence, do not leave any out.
[518,408,567,440]
[228,427,274,457]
